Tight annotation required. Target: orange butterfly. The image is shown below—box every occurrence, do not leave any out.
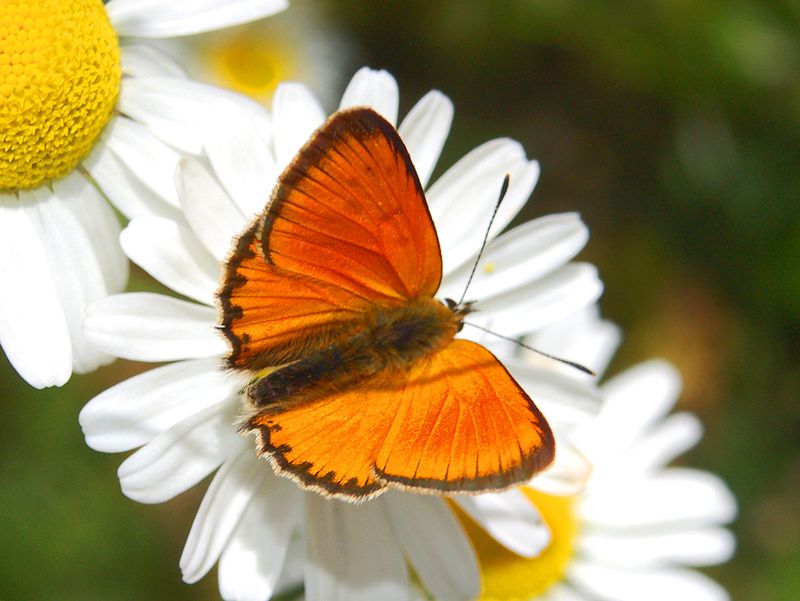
[218,107,555,502]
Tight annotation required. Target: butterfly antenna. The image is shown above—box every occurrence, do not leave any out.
[462,321,596,376]
[457,174,510,307]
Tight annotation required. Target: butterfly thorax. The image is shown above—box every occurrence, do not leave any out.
[362,297,463,367]
[245,297,463,409]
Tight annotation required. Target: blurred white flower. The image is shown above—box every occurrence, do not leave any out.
[467,310,737,601]
[154,3,350,107]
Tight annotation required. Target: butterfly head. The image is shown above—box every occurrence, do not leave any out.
[444,297,476,333]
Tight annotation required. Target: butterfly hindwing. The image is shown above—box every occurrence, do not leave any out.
[248,378,394,499]
[248,340,554,501]
[374,340,554,493]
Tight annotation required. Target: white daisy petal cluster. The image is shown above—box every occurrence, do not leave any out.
[80,67,604,600]
[0,0,287,389]
[471,309,737,601]
[566,359,736,601]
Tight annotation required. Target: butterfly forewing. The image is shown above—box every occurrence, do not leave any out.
[220,108,442,370]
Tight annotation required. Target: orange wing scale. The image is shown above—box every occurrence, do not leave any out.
[249,340,554,500]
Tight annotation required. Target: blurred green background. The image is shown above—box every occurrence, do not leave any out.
[2,1,799,599]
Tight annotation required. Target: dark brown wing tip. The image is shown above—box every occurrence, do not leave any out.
[316,106,428,201]
[257,106,413,259]
[329,107,426,181]
[326,107,396,138]
[259,103,440,283]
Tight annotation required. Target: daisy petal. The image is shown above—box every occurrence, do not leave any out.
[427,138,539,274]
[382,492,480,601]
[204,102,278,219]
[0,194,71,388]
[80,358,241,452]
[603,359,681,427]
[453,489,550,558]
[578,526,736,568]
[85,292,227,361]
[579,468,737,527]
[272,83,326,172]
[305,495,409,601]
[218,475,302,601]
[428,138,522,220]
[273,532,304,598]
[107,0,288,38]
[531,444,592,496]
[524,306,621,379]
[119,78,221,155]
[181,452,266,584]
[121,218,220,306]
[615,412,703,475]
[104,117,182,208]
[473,263,603,336]
[177,158,247,260]
[120,77,271,155]
[121,43,187,79]
[22,187,112,374]
[576,360,682,465]
[398,90,453,188]
[56,172,128,294]
[568,562,730,601]
[438,213,589,301]
[119,402,243,504]
[83,139,180,220]
[339,67,399,125]
[505,361,602,433]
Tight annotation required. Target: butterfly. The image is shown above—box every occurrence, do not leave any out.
[217,107,555,502]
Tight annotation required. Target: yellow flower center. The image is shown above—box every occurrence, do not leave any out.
[0,0,120,191]
[202,27,297,102]
[458,488,579,601]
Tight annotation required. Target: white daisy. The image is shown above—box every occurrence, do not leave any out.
[79,67,603,600]
[465,311,737,601]
[0,0,286,388]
